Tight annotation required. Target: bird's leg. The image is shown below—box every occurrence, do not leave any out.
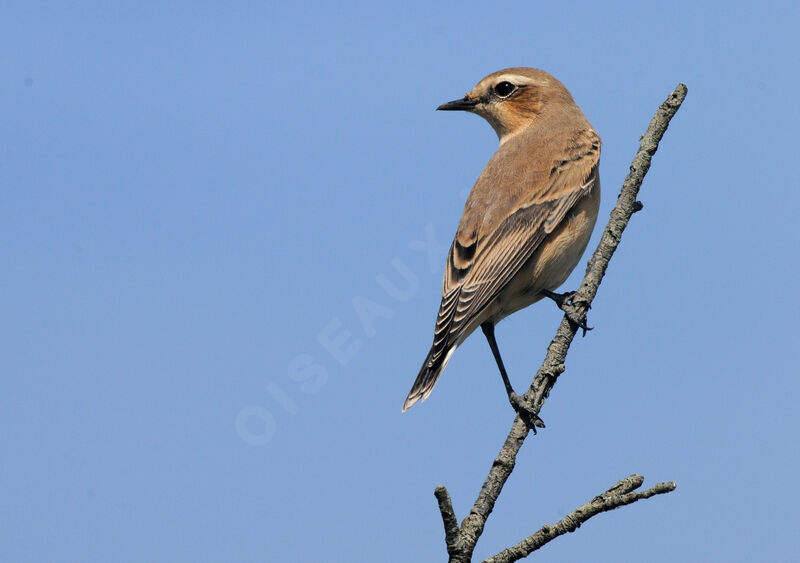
[480,323,545,432]
[540,289,593,336]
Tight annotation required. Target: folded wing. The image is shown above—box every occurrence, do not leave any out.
[403,128,601,411]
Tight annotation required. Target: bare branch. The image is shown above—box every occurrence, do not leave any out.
[435,485,461,557]
[482,475,677,563]
[436,84,688,562]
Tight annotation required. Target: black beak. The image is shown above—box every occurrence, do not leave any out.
[436,97,478,111]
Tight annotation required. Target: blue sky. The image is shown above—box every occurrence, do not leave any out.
[2,2,799,561]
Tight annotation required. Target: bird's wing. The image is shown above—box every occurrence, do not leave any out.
[429,129,601,367]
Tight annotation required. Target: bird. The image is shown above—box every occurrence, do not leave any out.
[402,67,601,428]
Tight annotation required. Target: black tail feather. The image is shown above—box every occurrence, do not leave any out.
[402,344,455,411]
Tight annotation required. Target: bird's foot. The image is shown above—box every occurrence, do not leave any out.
[540,289,593,336]
[509,392,546,433]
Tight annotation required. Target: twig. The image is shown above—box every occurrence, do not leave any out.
[482,475,677,563]
[435,83,687,562]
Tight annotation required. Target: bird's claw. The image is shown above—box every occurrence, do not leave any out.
[509,392,546,433]
[541,290,593,336]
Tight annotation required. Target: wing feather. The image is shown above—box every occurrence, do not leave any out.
[404,127,601,411]
[431,129,600,362]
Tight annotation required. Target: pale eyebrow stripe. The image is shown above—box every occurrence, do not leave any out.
[494,74,538,85]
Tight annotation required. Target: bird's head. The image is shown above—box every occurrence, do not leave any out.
[437,67,577,142]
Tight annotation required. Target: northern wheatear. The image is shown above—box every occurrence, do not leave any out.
[403,68,601,427]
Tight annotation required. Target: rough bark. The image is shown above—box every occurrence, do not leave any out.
[482,475,676,563]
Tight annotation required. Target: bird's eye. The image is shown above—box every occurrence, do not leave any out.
[494,81,516,98]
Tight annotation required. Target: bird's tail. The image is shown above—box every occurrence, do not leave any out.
[402,344,458,412]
